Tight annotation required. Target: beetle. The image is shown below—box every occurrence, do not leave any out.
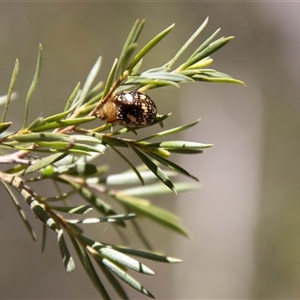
[96,91,157,127]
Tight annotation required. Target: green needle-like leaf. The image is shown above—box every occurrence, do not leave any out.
[104,170,176,186]
[111,145,144,185]
[102,58,118,98]
[192,70,245,85]
[189,28,221,61]
[96,259,129,300]
[14,153,67,175]
[117,43,138,77]
[57,229,75,272]
[62,178,123,221]
[66,213,135,225]
[34,141,101,154]
[102,135,129,148]
[183,36,234,69]
[49,204,93,214]
[76,57,102,108]
[27,117,45,131]
[138,119,200,141]
[109,246,182,263]
[43,106,77,124]
[131,146,177,194]
[22,44,43,129]
[132,71,193,82]
[165,16,209,68]
[116,19,145,77]
[102,258,155,299]
[148,140,213,154]
[128,23,175,71]
[114,194,189,236]
[2,59,19,123]
[125,77,181,88]
[64,82,81,112]
[147,150,198,181]
[0,122,12,134]
[118,182,199,197]
[1,181,37,241]
[88,246,155,275]
[69,235,111,299]
[31,116,95,132]
[11,132,68,143]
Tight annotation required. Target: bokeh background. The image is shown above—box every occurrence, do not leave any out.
[1,2,300,299]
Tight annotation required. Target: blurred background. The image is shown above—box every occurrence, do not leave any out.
[0,2,300,299]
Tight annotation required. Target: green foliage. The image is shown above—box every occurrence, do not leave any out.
[0,17,243,299]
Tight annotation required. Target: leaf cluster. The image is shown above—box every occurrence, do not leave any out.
[0,18,243,299]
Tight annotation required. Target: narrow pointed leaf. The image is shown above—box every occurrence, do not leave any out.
[1,175,56,232]
[67,213,135,225]
[67,134,103,144]
[110,246,182,263]
[76,57,102,108]
[43,190,75,202]
[166,17,209,68]
[2,59,19,122]
[102,58,118,98]
[129,19,145,44]
[192,73,245,85]
[31,116,95,132]
[118,182,199,197]
[184,36,234,68]
[104,170,176,186]
[1,181,37,241]
[49,205,93,214]
[117,18,145,76]
[128,23,175,71]
[89,246,154,275]
[138,119,200,141]
[57,229,75,272]
[34,141,102,154]
[125,77,180,88]
[114,194,189,236]
[95,259,129,300]
[136,72,193,82]
[102,136,129,147]
[62,178,124,223]
[0,122,12,134]
[148,141,213,154]
[123,19,145,47]
[11,132,68,143]
[147,151,199,181]
[22,44,43,129]
[25,196,58,232]
[137,143,170,157]
[131,146,177,194]
[111,145,144,185]
[68,235,111,299]
[185,57,214,70]
[117,43,138,76]
[85,81,103,103]
[43,106,76,124]
[102,258,155,298]
[14,153,67,175]
[131,57,143,75]
[64,82,81,112]
[189,28,221,60]
[27,117,45,130]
